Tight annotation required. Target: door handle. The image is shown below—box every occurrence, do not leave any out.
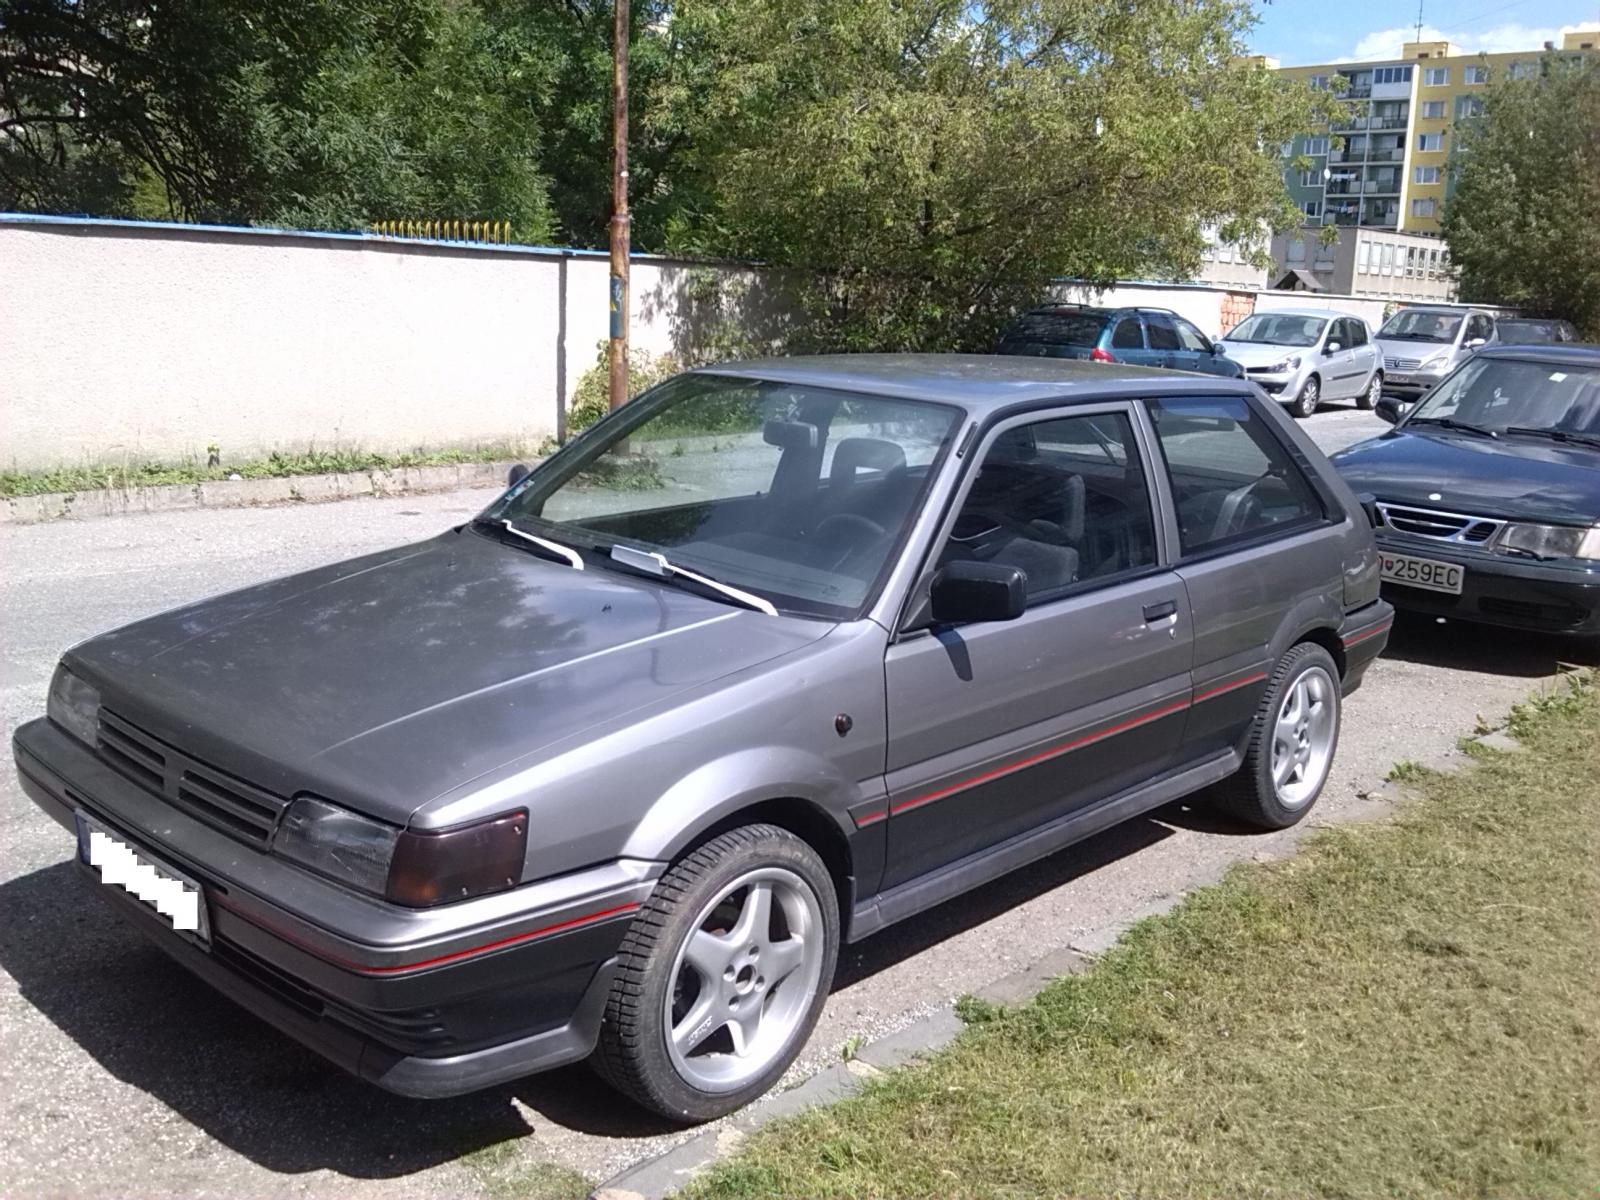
[1143,600,1178,623]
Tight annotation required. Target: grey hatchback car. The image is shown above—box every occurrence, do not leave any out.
[14,356,1392,1121]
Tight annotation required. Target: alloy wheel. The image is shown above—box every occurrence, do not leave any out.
[1271,665,1337,808]
[663,867,825,1092]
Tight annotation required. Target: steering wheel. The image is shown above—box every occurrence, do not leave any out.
[812,513,888,569]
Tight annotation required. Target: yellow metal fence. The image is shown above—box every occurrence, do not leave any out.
[371,219,513,244]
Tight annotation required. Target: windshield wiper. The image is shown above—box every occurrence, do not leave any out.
[1505,426,1600,450]
[1410,417,1498,439]
[475,517,584,569]
[608,544,777,616]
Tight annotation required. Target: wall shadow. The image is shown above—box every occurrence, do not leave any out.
[1381,608,1597,676]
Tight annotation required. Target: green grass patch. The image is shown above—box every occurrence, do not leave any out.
[0,444,529,498]
[689,674,1600,1200]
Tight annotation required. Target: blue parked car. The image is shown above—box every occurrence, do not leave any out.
[998,305,1246,378]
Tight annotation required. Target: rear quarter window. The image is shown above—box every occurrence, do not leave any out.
[1145,396,1327,556]
[999,312,1108,348]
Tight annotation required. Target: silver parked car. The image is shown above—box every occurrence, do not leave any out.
[1375,306,1498,400]
[1216,308,1382,418]
[14,356,1392,1121]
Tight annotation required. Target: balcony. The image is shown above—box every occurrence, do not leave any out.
[1365,149,1404,162]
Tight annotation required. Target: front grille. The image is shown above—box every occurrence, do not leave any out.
[1377,502,1503,545]
[1385,356,1423,371]
[96,710,289,847]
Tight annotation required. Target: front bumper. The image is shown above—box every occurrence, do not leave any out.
[1374,536,1600,637]
[1382,372,1445,397]
[12,718,661,1097]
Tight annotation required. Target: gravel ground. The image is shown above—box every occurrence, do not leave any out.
[1,406,1587,1197]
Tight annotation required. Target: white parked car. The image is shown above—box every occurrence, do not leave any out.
[1374,306,1498,401]
[1217,309,1382,418]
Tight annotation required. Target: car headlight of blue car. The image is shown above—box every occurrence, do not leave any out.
[1495,522,1600,562]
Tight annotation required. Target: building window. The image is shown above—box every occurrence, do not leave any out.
[1456,95,1484,118]
[1381,244,1394,275]
[1302,199,1322,218]
[1357,242,1371,273]
[1414,166,1441,184]
[1417,132,1443,152]
[1304,136,1329,155]
[1373,66,1414,85]
[1411,198,1437,218]
[1428,248,1441,279]
[1424,67,1449,85]
[1421,99,1446,118]
[1299,169,1319,187]
[1309,74,1328,89]
[1508,62,1534,80]
[1465,64,1489,84]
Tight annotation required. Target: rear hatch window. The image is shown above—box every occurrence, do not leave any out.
[998,312,1109,352]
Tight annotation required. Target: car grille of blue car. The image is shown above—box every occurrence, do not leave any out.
[1376,503,1502,544]
[96,710,289,848]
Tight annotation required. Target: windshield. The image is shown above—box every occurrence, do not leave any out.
[1222,314,1326,348]
[488,374,963,619]
[1379,310,1462,343]
[1407,358,1600,435]
[997,312,1108,349]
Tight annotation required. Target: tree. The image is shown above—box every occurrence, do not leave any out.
[1443,54,1600,337]
[653,0,1337,351]
[1,0,558,239]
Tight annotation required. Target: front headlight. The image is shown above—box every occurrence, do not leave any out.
[1267,355,1302,373]
[47,666,101,745]
[1419,357,1449,374]
[1495,522,1600,562]
[273,796,528,906]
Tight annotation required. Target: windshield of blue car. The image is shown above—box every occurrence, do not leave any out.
[1407,358,1600,435]
[1222,314,1325,347]
[1379,311,1462,343]
[487,375,963,619]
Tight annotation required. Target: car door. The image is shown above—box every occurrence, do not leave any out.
[1324,316,1363,401]
[1143,312,1182,371]
[1141,394,1344,762]
[1107,314,1151,366]
[1172,316,1224,376]
[1344,317,1377,391]
[881,404,1193,890]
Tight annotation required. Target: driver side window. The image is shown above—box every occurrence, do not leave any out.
[938,411,1158,606]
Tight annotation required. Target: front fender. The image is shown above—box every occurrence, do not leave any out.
[621,745,865,864]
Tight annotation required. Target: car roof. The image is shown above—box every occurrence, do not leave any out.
[696,353,1253,415]
[1234,307,1344,322]
[1474,344,1600,366]
[1021,304,1182,319]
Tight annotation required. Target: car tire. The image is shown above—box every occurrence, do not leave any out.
[1358,371,1382,410]
[1289,374,1321,418]
[592,824,839,1122]
[1212,642,1341,830]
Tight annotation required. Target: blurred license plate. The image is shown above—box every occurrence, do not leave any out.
[1381,552,1464,595]
[75,811,210,945]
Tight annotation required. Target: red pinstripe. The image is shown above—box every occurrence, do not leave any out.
[880,671,1268,821]
[1342,620,1393,648]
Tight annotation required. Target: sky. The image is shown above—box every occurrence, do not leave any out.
[1249,0,1600,66]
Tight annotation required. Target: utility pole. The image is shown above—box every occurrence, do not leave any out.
[608,0,631,412]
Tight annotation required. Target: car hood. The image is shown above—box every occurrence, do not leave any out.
[1332,429,1600,525]
[67,529,830,824]
[1215,341,1312,369]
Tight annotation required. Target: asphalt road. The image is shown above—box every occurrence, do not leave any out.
[1,405,1587,1196]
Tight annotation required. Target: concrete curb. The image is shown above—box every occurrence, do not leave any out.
[0,459,526,525]
[591,949,1098,1200]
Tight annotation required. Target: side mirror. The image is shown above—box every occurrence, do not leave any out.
[1210,341,1226,354]
[1354,491,1382,528]
[1464,337,1486,349]
[929,561,1027,625]
[507,463,532,487]
[1374,397,1406,425]
[1325,341,1343,354]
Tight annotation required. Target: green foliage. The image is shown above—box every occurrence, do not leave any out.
[1443,54,1600,337]
[657,0,1338,351]
[0,443,525,497]
[1,0,556,239]
[566,342,686,436]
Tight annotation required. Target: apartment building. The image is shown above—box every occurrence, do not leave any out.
[1269,226,1457,301]
[1271,29,1597,235]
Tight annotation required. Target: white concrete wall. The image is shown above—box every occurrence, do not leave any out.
[0,217,773,471]
[1251,290,1392,331]
[1051,282,1232,338]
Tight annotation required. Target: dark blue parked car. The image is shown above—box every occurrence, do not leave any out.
[997,305,1246,378]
